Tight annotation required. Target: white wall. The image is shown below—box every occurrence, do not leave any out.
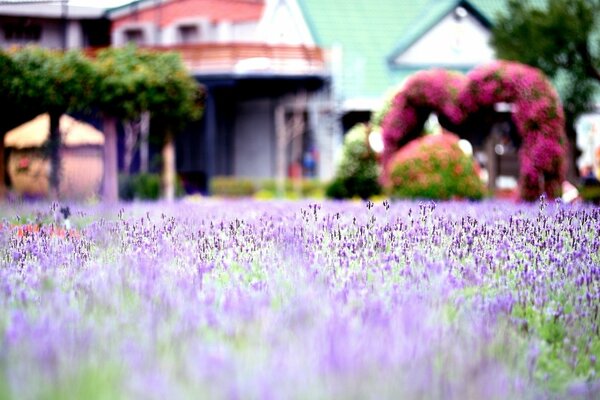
[393,10,495,68]
[232,21,258,43]
[66,20,84,49]
[234,98,275,178]
[257,0,314,45]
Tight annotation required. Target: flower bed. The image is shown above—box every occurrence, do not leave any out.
[0,199,599,398]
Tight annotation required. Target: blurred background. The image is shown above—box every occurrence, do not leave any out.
[0,0,598,201]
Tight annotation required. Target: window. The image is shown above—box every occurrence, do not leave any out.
[124,28,145,45]
[3,21,42,43]
[178,25,200,44]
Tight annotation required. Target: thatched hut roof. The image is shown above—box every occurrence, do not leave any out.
[4,114,104,149]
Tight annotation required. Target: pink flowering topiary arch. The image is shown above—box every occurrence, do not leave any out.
[381,69,466,171]
[381,60,568,201]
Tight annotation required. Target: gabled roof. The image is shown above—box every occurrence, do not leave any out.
[297,0,425,105]
[108,0,264,23]
[296,0,540,107]
[387,0,492,66]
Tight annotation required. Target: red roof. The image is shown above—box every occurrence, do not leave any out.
[112,0,264,29]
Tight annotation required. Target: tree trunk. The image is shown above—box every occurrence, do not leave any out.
[48,111,62,200]
[0,135,6,201]
[140,111,150,173]
[102,115,119,202]
[122,120,137,175]
[161,130,176,201]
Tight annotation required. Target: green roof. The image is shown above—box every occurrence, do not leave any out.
[297,0,425,103]
[296,0,514,106]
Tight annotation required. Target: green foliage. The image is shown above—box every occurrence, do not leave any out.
[370,83,403,128]
[257,179,324,199]
[143,51,204,132]
[491,0,600,130]
[0,50,16,102]
[94,45,154,120]
[10,46,96,115]
[511,302,600,391]
[388,133,485,200]
[210,177,257,197]
[95,45,203,130]
[325,123,381,199]
[209,177,325,198]
[579,182,600,203]
[119,173,161,201]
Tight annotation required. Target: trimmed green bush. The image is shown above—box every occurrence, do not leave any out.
[325,123,381,199]
[387,133,485,200]
[258,179,324,198]
[119,173,184,200]
[209,177,326,198]
[210,177,256,197]
[119,173,161,200]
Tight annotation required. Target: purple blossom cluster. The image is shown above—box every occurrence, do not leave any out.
[382,61,567,201]
[0,199,599,399]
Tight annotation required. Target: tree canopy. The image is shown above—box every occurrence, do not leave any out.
[491,0,600,130]
[94,45,202,125]
[93,45,203,201]
[1,45,202,201]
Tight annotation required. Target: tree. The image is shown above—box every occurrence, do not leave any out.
[491,0,600,176]
[143,51,203,201]
[94,45,155,202]
[94,45,202,202]
[10,47,96,199]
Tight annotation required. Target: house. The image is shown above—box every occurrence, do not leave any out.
[0,2,110,49]
[258,0,584,189]
[106,0,337,194]
[257,0,509,130]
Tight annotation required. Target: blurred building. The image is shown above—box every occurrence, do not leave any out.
[106,0,336,193]
[258,0,555,192]
[0,1,110,49]
[3,0,597,195]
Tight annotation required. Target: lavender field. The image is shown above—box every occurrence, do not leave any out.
[1,199,599,399]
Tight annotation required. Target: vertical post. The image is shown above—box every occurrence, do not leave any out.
[154,0,162,45]
[61,0,68,50]
[290,92,306,196]
[486,134,498,194]
[102,115,119,202]
[205,91,217,193]
[162,130,176,201]
[275,101,286,197]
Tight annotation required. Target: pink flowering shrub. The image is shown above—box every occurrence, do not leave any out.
[381,61,567,201]
[387,133,485,200]
[381,70,466,174]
